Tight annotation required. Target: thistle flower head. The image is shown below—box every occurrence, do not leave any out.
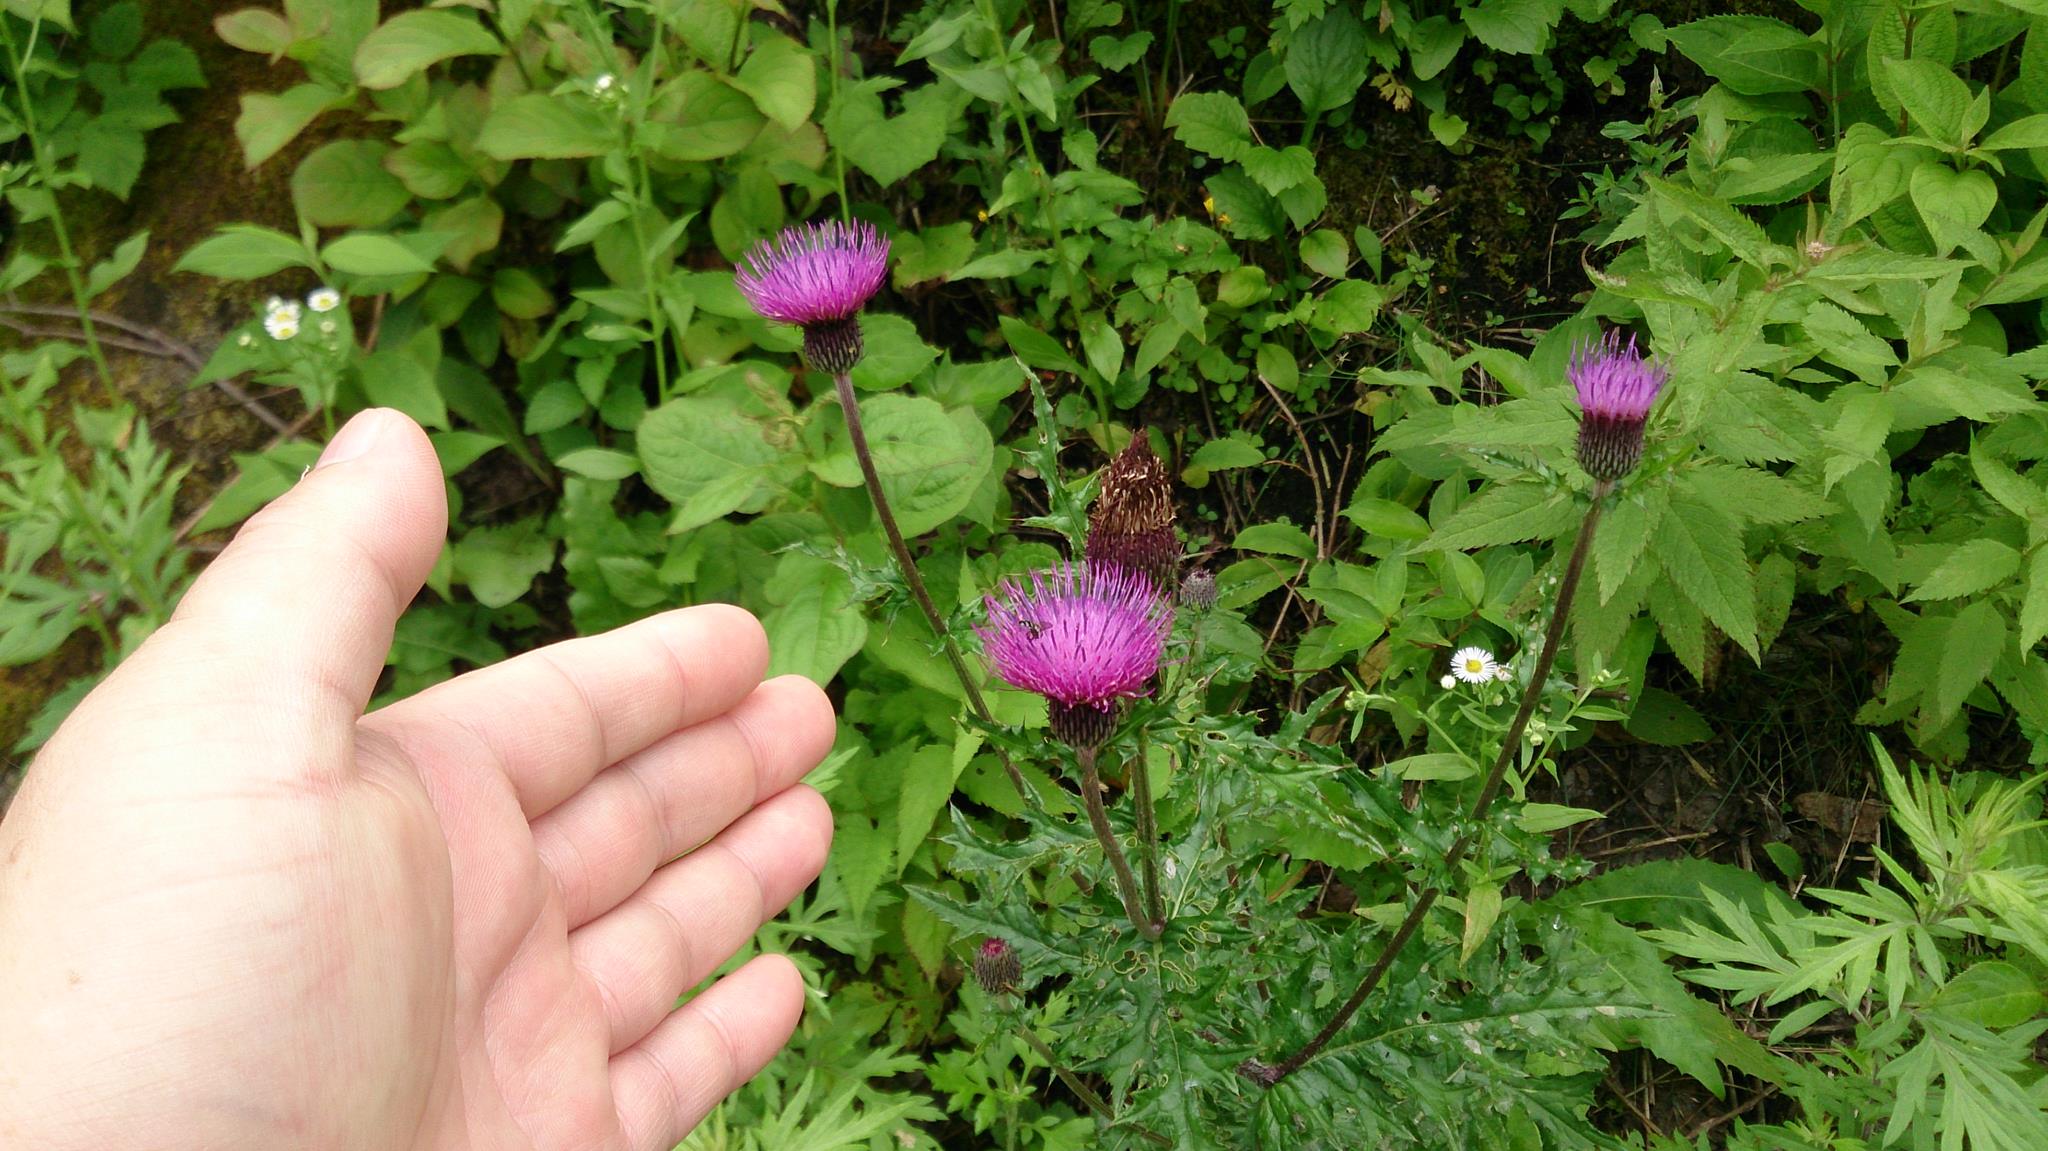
[1569,330,1667,482]
[1450,646,1499,684]
[1086,433,1179,593]
[734,220,890,374]
[1179,568,1217,611]
[973,938,1022,995]
[977,561,1172,749]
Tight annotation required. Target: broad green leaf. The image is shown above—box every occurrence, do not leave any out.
[764,555,867,685]
[322,234,435,276]
[292,140,409,228]
[1190,435,1266,471]
[1980,113,2048,150]
[553,448,639,480]
[893,744,956,876]
[84,231,148,298]
[1299,229,1349,278]
[1905,538,2021,601]
[1429,482,1580,551]
[1653,487,1759,659]
[813,395,992,536]
[1342,496,1431,541]
[1461,880,1503,965]
[1592,484,1666,603]
[998,315,1082,374]
[1234,522,1317,559]
[216,8,293,55]
[235,83,349,169]
[353,9,502,89]
[732,31,816,130]
[2022,549,2048,654]
[476,93,618,160]
[848,314,939,391]
[1936,600,2005,724]
[1385,752,1476,780]
[1164,91,1252,161]
[1285,6,1372,111]
[1884,56,1974,145]
[452,518,556,608]
[823,80,946,187]
[1625,687,1713,745]
[1255,341,1299,392]
[1519,804,1605,832]
[173,224,313,279]
[1930,961,2044,1028]
[638,394,777,519]
[653,72,766,161]
[1463,0,1563,55]
[1664,15,1823,93]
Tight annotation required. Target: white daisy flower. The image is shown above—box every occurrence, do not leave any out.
[1440,674,1456,690]
[1450,646,1498,684]
[263,310,301,341]
[307,287,342,313]
[264,295,288,313]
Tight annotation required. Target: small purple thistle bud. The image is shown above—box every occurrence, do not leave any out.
[1179,568,1217,611]
[733,220,890,375]
[1569,330,1668,483]
[977,562,1172,750]
[973,938,1022,995]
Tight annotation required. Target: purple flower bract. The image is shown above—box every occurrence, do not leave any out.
[1568,330,1667,423]
[1569,330,1668,482]
[978,562,1171,714]
[734,220,890,327]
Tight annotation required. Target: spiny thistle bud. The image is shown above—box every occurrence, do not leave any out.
[973,938,1022,995]
[977,562,1172,751]
[1569,330,1667,483]
[1086,434,1179,595]
[1179,568,1217,611]
[733,220,890,376]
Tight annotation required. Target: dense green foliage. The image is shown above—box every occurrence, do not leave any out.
[7,0,2048,1145]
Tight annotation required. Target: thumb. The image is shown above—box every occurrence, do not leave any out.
[114,408,448,741]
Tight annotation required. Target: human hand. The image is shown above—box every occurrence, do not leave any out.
[0,409,836,1150]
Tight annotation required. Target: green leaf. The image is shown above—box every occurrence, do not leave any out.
[1299,229,1349,278]
[1648,177,1777,268]
[2022,549,2048,655]
[1385,752,1477,780]
[1240,144,1317,195]
[998,315,1082,375]
[1341,496,1431,540]
[1463,0,1563,55]
[1653,486,1759,659]
[1428,482,1580,551]
[815,395,993,536]
[1285,6,1371,111]
[1884,56,1975,145]
[1164,91,1252,161]
[1936,600,2005,724]
[824,80,946,188]
[321,234,435,276]
[1461,880,1503,964]
[353,9,502,89]
[1931,962,2044,1029]
[1079,311,1123,383]
[1592,484,1666,603]
[638,394,777,522]
[894,744,956,876]
[452,518,556,608]
[764,556,868,685]
[832,809,892,922]
[84,230,148,298]
[1255,341,1299,392]
[174,224,314,279]
[1519,804,1605,833]
[476,93,618,160]
[216,8,293,55]
[1191,435,1265,471]
[1979,113,2048,150]
[732,31,816,131]
[848,314,940,391]
[235,83,349,169]
[1625,687,1713,745]
[553,448,639,480]
[1664,16,1823,93]
[1409,15,1465,79]
[1234,522,1317,559]
[1088,30,1153,72]
[291,140,409,228]
[1905,539,2021,601]
[1314,280,1383,333]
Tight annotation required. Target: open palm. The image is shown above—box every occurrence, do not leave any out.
[0,409,835,1151]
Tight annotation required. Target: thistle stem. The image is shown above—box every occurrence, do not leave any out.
[832,372,1031,801]
[1243,482,1611,1086]
[1127,746,1165,931]
[1077,745,1159,939]
[1012,1026,1171,1147]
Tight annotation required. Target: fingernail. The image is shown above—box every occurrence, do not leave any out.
[316,409,391,470]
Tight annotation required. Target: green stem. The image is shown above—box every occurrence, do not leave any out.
[827,0,849,220]
[1012,1026,1171,1147]
[832,372,1029,800]
[1127,744,1164,930]
[1076,745,1158,939]
[1242,482,1611,1086]
[2,16,115,402]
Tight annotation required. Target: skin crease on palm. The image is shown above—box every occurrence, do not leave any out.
[0,408,838,1151]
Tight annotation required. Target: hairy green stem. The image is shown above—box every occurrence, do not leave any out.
[1128,745,1164,930]
[832,372,1029,800]
[1077,745,1159,939]
[1243,482,1611,1086]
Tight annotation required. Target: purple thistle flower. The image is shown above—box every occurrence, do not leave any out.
[977,562,1172,749]
[1569,330,1668,482]
[734,220,890,375]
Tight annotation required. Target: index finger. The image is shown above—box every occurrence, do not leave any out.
[362,604,769,818]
